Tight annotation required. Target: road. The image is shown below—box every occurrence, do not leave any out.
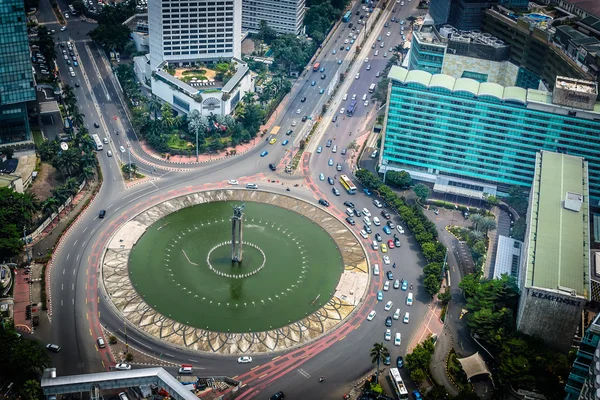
[37,0,430,398]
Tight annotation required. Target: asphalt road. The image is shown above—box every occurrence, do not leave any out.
[37,0,431,398]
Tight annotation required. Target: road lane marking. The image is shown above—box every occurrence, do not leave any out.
[91,228,96,235]
[61,284,63,290]
[272,356,280,361]
[339,335,346,341]
[76,254,80,261]
[164,353,174,357]
[61,299,63,306]
[251,365,261,371]
[86,283,88,290]
[73,240,78,246]
[73,268,76,274]
[72,284,74,290]
[86,298,88,304]
[188,359,199,363]
[66,253,70,260]
[107,203,114,209]
[86,313,89,320]
[72,299,74,305]
[81,241,87,247]
[259,374,268,379]
[82,226,88,233]
[298,369,311,378]
[63,269,66,275]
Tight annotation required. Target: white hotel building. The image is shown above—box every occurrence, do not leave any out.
[242,0,305,35]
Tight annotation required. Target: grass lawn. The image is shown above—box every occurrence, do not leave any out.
[167,134,193,150]
[32,130,44,147]
[448,349,472,392]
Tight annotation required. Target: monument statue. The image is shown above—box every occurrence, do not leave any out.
[231,204,245,263]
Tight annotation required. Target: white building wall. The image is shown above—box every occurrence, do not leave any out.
[242,0,305,34]
[148,0,163,70]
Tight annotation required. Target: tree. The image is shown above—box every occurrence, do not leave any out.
[478,217,497,234]
[369,342,390,384]
[424,274,442,297]
[506,186,529,216]
[483,193,499,208]
[21,379,43,400]
[413,183,430,201]
[454,390,480,400]
[372,78,390,104]
[147,96,162,120]
[0,224,25,261]
[3,147,15,159]
[256,20,278,45]
[88,24,132,51]
[386,170,411,189]
[439,289,452,305]
[469,214,483,231]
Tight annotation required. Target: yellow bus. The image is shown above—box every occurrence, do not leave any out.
[339,175,357,194]
[271,126,281,136]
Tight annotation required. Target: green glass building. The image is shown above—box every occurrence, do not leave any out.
[380,66,600,204]
[0,0,36,144]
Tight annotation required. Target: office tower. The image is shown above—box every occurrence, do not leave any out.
[380,67,600,204]
[242,0,305,34]
[148,0,242,70]
[429,0,527,30]
[565,314,600,399]
[0,0,36,144]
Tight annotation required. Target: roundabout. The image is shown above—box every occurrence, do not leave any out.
[101,189,370,354]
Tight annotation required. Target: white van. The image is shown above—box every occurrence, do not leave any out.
[372,240,378,250]
[346,207,354,217]
[332,145,337,153]
[373,264,380,276]
[393,308,400,320]
[373,217,381,226]
[362,94,367,101]
[406,292,413,306]
[363,216,371,226]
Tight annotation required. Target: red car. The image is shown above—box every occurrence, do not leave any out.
[387,239,395,249]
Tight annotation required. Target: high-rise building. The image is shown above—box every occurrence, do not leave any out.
[429,0,528,30]
[242,0,305,35]
[379,66,600,204]
[0,0,36,145]
[515,151,589,351]
[565,314,600,400]
[148,0,242,70]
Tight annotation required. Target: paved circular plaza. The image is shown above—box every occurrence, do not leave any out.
[101,189,370,354]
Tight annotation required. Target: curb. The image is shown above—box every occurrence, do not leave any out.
[103,327,178,368]
[126,176,157,189]
[46,184,101,320]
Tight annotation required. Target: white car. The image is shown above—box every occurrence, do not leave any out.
[385,329,391,341]
[386,31,391,36]
[396,225,405,234]
[344,39,349,44]
[352,94,357,100]
[364,100,369,106]
[360,229,368,239]
[296,109,301,114]
[373,264,380,275]
[70,71,76,77]
[364,57,369,63]
[227,179,239,185]
[355,73,360,79]
[61,26,67,31]
[340,108,345,114]
[362,208,371,217]
[373,217,381,226]
[367,310,376,321]
[343,93,348,100]
[393,308,400,320]
[366,65,371,71]
[373,199,383,208]
[383,255,390,265]
[238,356,253,364]
[374,50,379,56]
[291,120,297,126]
[395,332,401,346]
[383,281,390,291]
[403,312,410,323]
[384,300,393,311]
[119,146,126,153]
[115,363,131,370]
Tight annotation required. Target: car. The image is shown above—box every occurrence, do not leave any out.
[296,109,301,114]
[364,188,372,196]
[340,46,345,50]
[394,237,401,247]
[238,356,253,363]
[270,391,285,400]
[319,173,325,181]
[328,158,334,166]
[372,43,375,49]
[344,39,349,44]
[403,312,410,323]
[328,177,334,185]
[333,49,337,54]
[394,279,400,289]
[75,82,80,87]
[385,329,392,341]
[106,150,112,157]
[344,201,355,208]
[72,56,77,61]
[377,36,382,41]
[362,208,371,217]
[70,71,76,77]
[364,225,372,234]
[393,308,400,320]
[269,138,277,144]
[381,243,388,253]
[340,108,345,114]
[383,255,390,265]
[388,240,395,249]
[383,52,388,58]
[346,46,351,51]
[260,151,268,157]
[341,148,347,155]
[228,179,239,185]
[94,122,100,128]
[386,31,391,36]
[318,199,330,207]
[375,233,382,242]
[384,355,391,365]
[367,310,376,321]
[332,187,340,196]
[389,47,394,52]
[332,115,338,123]
[291,120,297,126]
[364,100,369,106]
[376,71,381,77]
[395,333,401,346]
[397,225,405,234]
[320,74,326,79]
[374,50,379,56]
[407,292,413,306]
[360,229,368,239]
[115,363,131,370]
[319,88,325,94]
[385,316,392,326]
[282,140,289,146]
[46,343,61,352]
[383,226,392,235]
[246,183,258,189]
[373,264,380,275]
[373,216,381,226]
[317,146,322,153]
[386,271,394,280]
[373,199,383,208]
[397,356,404,368]
[268,163,276,171]
[383,281,390,291]
[311,81,316,86]
[402,280,408,290]
[387,220,396,229]
[326,139,332,147]
[336,163,342,171]
[353,208,362,217]
[119,146,126,153]
[385,301,393,311]
[61,26,67,31]
[355,73,360,79]
[98,210,106,218]
[286,129,293,136]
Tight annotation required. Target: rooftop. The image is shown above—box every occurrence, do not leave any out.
[563,0,600,19]
[556,76,598,95]
[524,151,590,297]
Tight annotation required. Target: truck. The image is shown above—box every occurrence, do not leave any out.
[177,376,198,385]
[313,62,320,72]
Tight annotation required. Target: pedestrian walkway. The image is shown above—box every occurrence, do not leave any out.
[13,270,32,334]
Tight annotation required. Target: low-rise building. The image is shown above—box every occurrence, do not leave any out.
[516,151,590,351]
[124,14,150,54]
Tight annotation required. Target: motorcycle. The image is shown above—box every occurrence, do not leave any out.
[319,377,324,382]
[286,188,290,192]
[410,284,413,290]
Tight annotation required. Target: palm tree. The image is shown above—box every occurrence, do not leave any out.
[21,193,39,226]
[42,197,60,224]
[479,217,497,234]
[72,113,85,130]
[469,213,483,231]
[147,96,162,120]
[80,166,95,186]
[242,91,255,105]
[469,229,485,243]
[370,342,390,384]
[393,44,403,54]
[64,177,79,196]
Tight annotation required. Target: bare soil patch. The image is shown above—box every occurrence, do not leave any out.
[28,163,60,203]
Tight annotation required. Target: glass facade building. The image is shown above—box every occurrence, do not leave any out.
[565,314,600,400]
[0,0,35,144]
[381,67,600,204]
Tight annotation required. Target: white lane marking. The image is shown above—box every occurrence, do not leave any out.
[297,369,311,379]
[72,284,75,290]
[61,299,63,306]
[82,226,88,233]
[73,240,78,246]
[107,203,114,209]
[63,269,66,275]
[61,284,64,290]
[67,253,70,260]
[73,269,76,275]
[81,240,87,247]
[72,299,75,305]
[76,254,80,261]
[91,228,96,235]
[164,353,174,358]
